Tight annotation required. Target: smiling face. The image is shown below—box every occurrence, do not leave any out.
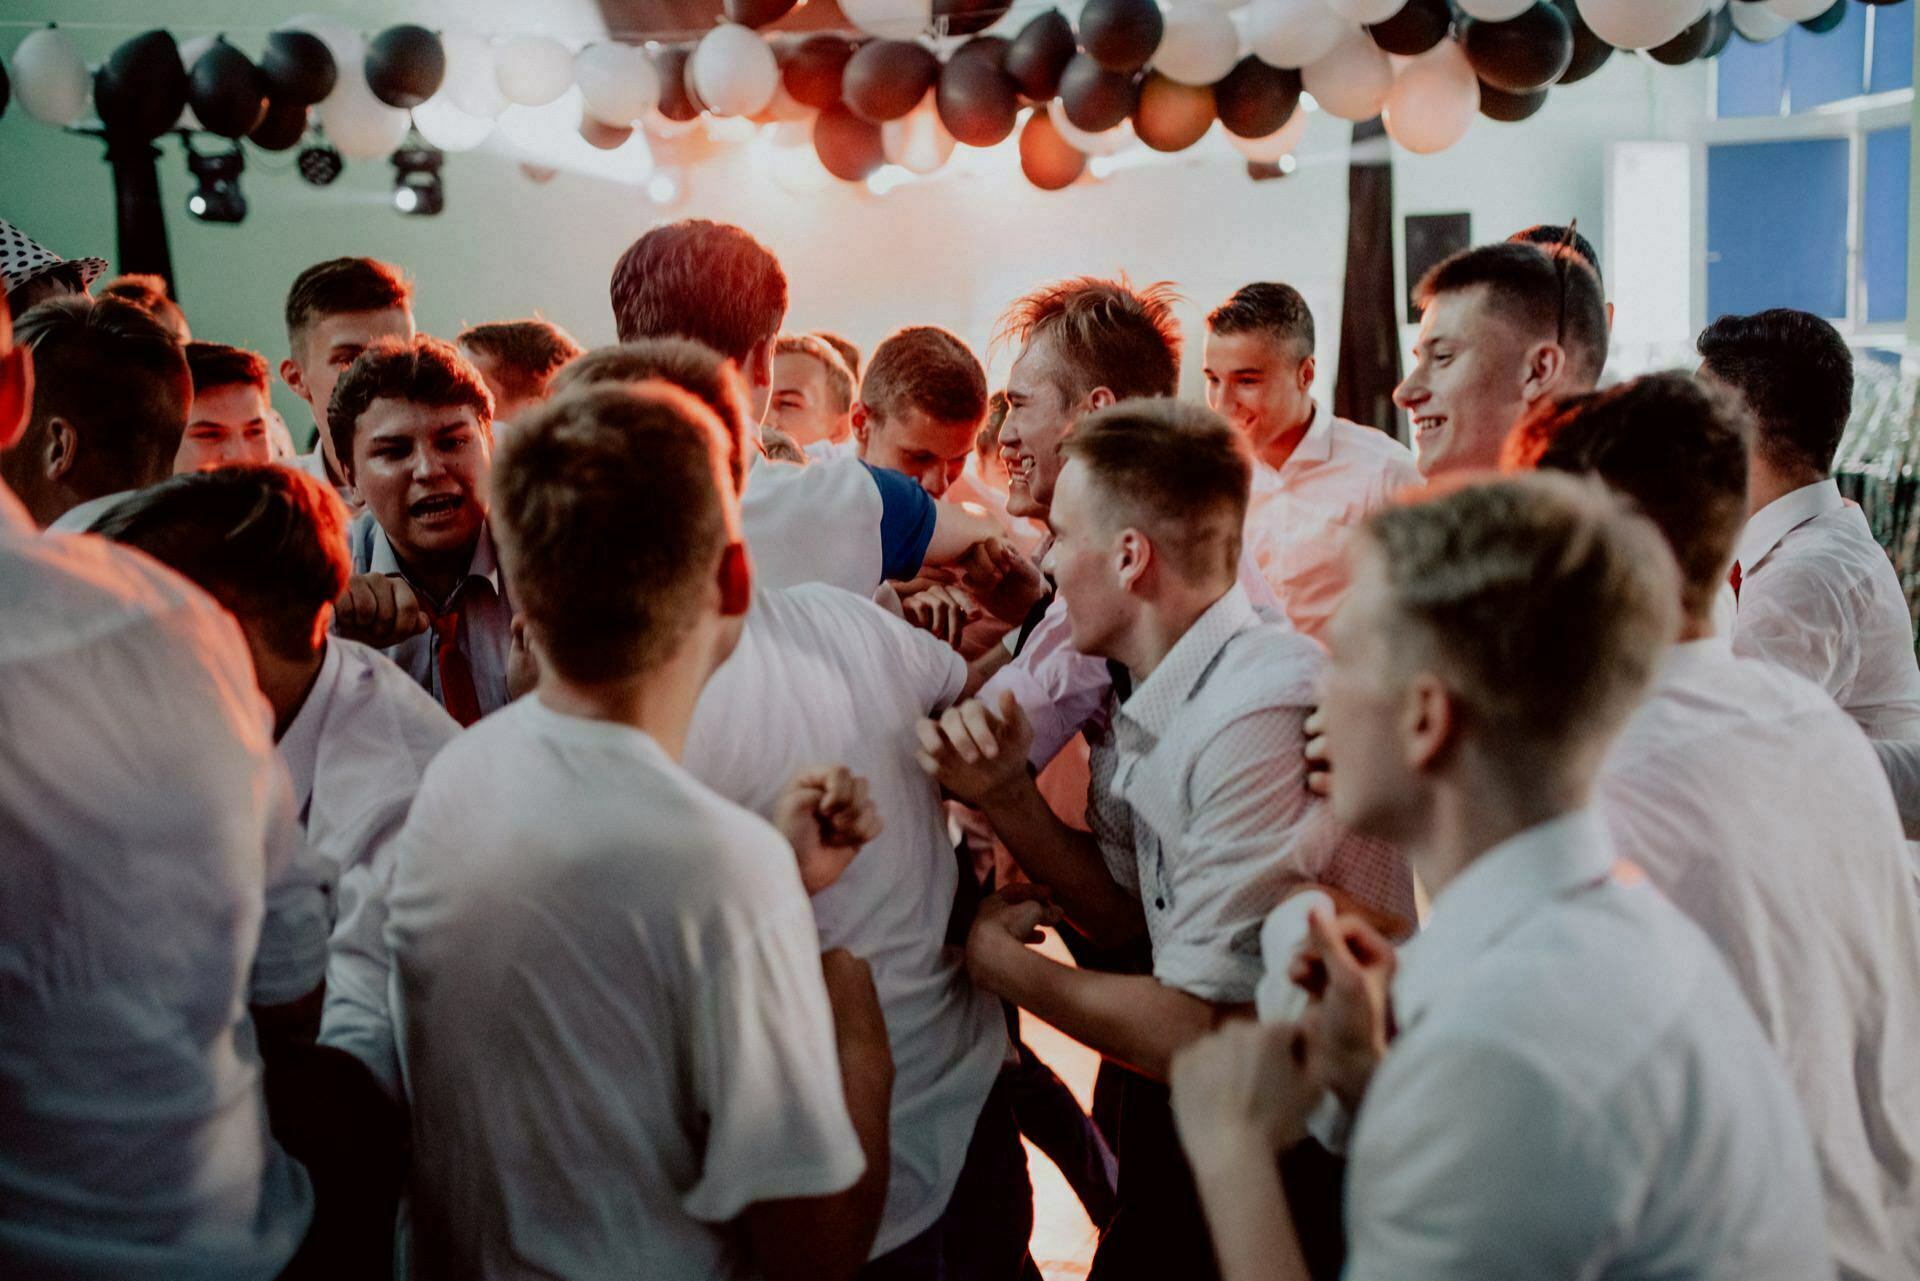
[858,405,978,497]
[999,338,1083,521]
[174,381,273,473]
[349,396,491,568]
[766,351,849,447]
[285,307,415,464]
[1394,286,1539,479]
[1203,328,1315,460]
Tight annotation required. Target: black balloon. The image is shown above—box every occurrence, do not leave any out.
[1650,10,1716,63]
[1058,52,1136,132]
[784,35,856,109]
[1703,4,1736,57]
[1368,0,1453,57]
[364,24,446,109]
[189,38,268,138]
[95,30,189,141]
[937,46,1021,145]
[249,96,310,150]
[950,35,1012,68]
[654,46,700,121]
[1019,111,1085,190]
[1078,0,1163,74]
[1479,81,1548,121]
[814,102,887,180]
[1800,1,1848,33]
[261,30,337,106]
[1214,56,1300,139]
[843,40,940,123]
[726,0,799,27]
[937,0,1004,38]
[1005,11,1076,99]
[1462,6,1574,94]
[1552,0,1612,85]
[0,56,9,123]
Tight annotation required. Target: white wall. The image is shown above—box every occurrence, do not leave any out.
[0,7,1710,442]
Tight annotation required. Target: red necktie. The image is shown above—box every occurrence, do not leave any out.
[1729,561,1743,600]
[428,606,483,727]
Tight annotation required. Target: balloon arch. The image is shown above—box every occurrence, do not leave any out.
[1,0,1904,198]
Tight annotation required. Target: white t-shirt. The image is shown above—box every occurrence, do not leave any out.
[0,488,313,1278]
[386,697,865,1281]
[1597,641,1920,1280]
[804,435,861,462]
[683,584,1008,1256]
[740,454,938,597]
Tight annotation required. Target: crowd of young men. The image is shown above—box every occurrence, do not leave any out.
[1,210,1917,1281]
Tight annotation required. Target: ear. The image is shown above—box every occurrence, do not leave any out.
[1115,527,1152,592]
[1401,672,1456,774]
[1085,386,1118,414]
[45,417,77,482]
[1297,354,1316,394]
[0,343,33,451]
[850,401,873,445]
[717,540,753,618]
[279,357,311,405]
[744,337,776,395]
[1521,342,1569,406]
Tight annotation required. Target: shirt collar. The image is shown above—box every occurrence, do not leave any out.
[1656,637,1730,688]
[1392,810,1616,1028]
[1117,584,1258,741]
[367,518,503,609]
[1276,403,1335,473]
[1735,478,1843,575]
[276,637,345,822]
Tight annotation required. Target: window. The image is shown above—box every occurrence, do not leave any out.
[1865,126,1911,325]
[1708,138,1851,320]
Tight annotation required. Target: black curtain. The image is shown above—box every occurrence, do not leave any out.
[1334,117,1402,442]
[105,137,175,299]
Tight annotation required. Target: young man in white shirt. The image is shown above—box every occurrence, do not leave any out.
[0,293,317,1278]
[0,294,189,532]
[919,401,1414,1281]
[176,342,277,474]
[1169,473,1830,1281]
[327,336,512,725]
[1203,283,1422,642]
[279,257,415,512]
[769,332,858,456]
[388,380,896,1281]
[1512,372,1920,1281]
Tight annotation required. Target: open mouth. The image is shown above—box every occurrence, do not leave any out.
[1004,451,1035,488]
[1413,415,1447,440]
[409,493,465,522]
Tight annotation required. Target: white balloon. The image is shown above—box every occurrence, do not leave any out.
[12,26,91,127]
[842,0,935,39]
[1228,104,1309,160]
[1573,0,1704,50]
[413,92,495,150]
[1457,0,1534,18]
[495,35,575,107]
[881,92,956,172]
[1153,6,1243,85]
[1765,0,1833,19]
[1300,29,1393,119]
[574,43,661,126]
[1243,0,1354,70]
[1326,0,1407,23]
[317,72,410,159]
[690,24,779,117]
[1047,96,1136,154]
[1731,2,1792,40]
[1382,42,1478,153]
[440,32,507,118]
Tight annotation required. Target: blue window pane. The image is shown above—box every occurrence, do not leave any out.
[1871,2,1913,94]
[1787,3,1868,111]
[1865,126,1910,326]
[1719,29,1787,117]
[1708,138,1850,321]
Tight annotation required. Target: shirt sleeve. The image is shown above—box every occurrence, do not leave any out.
[317,800,414,1099]
[862,462,938,583]
[980,598,1116,770]
[1731,566,1860,702]
[249,765,331,1007]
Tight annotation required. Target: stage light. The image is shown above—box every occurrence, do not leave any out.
[297,142,343,186]
[392,142,445,215]
[186,145,247,223]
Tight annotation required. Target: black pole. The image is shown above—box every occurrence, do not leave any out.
[1334,117,1402,442]
[103,134,176,300]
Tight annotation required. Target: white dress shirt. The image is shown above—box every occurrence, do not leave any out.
[41,487,136,534]
[273,637,459,1095]
[683,584,1007,1256]
[1733,479,1920,740]
[1086,586,1416,1001]
[1242,408,1423,642]
[0,486,313,1277]
[346,511,515,719]
[1346,811,1830,1281]
[1596,640,1920,1281]
[285,446,362,514]
[386,697,865,1281]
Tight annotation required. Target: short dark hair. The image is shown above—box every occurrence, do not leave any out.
[327,336,493,480]
[996,276,1183,405]
[100,273,190,342]
[551,338,751,491]
[1060,398,1250,582]
[609,220,788,364]
[284,257,413,349]
[1507,372,1751,624]
[495,382,735,684]
[861,326,988,426]
[1696,308,1854,477]
[814,331,861,381]
[457,318,584,406]
[185,341,270,395]
[1207,282,1316,358]
[1508,225,1602,283]
[16,295,190,490]
[1417,242,1608,387]
[92,464,350,658]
